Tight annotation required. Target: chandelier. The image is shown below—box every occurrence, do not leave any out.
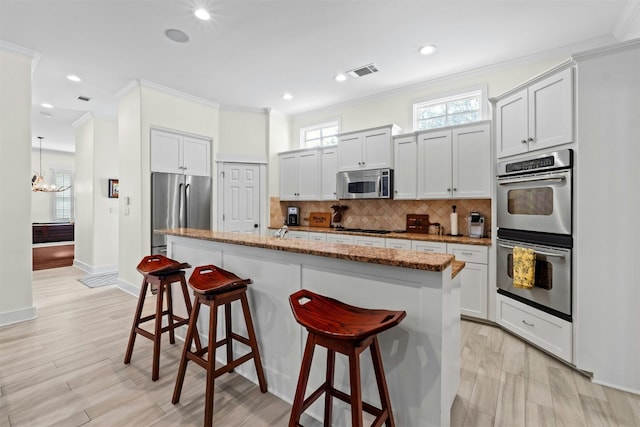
[32,136,70,192]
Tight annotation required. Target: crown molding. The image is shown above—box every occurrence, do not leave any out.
[71,112,117,128]
[114,80,139,100]
[572,37,640,62]
[614,0,640,40]
[0,41,41,73]
[139,79,220,108]
[219,104,269,114]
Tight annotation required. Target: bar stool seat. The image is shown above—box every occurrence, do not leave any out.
[288,289,406,427]
[124,254,201,381]
[172,265,267,427]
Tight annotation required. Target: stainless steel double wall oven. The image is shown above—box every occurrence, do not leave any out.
[496,149,573,322]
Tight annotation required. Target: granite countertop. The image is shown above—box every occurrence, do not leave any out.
[270,226,492,246]
[159,228,465,276]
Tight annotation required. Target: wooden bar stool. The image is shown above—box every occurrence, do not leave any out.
[124,254,201,381]
[172,265,267,427]
[288,289,406,427]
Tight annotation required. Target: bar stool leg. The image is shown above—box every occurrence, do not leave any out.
[324,349,335,427]
[289,333,317,427]
[204,299,220,427]
[179,276,202,352]
[172,296,202,404]
[152,278,164,381]
[370,337,395,427]
[225,302,233,369]
[166,281,175,344]
[348,348,364,427]
[124,276,148,364]
[239,292,267,392]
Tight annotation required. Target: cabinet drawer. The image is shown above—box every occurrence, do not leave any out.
[497,294,572,362]
[385,238,412,250]
[354,236,385,248]
[287,231,308,240]
[447,244,488,264]
[411,241,447,253]
[326,235,355,245]
[308,232,327,242]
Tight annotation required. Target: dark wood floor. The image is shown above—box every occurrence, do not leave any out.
[32,244,74,270]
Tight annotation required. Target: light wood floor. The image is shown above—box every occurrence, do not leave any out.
[1,266,639,426]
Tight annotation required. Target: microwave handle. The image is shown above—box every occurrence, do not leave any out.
[498,242,566,258]
[377,176,382,197]
[497,174,567,185]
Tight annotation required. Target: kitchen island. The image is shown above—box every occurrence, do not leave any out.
[160,228,463,427]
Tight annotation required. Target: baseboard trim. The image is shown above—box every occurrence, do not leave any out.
[73,260,118,275]
[0,305,37,327]
[116,278,140,297]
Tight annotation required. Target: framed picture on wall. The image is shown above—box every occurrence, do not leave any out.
[108,179,119,198]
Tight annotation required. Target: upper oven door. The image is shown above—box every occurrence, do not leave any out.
[497,169,571,235]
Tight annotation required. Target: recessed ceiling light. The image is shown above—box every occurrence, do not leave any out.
[41,103,53,109]
[334,74,347,82]
[165,29,189,43]
[282,92,293,100]
[419,44,437,55]
[67,74,82,82]
[194,8,211,20]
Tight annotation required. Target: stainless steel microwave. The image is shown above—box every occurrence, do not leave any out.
[337,168,393,199]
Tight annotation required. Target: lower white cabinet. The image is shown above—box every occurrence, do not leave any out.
[308,232,327,242]
[411,241,447,253]
[448,244,488,319]
[326,234,355,245]
[353,236,385,248]
[385,238,412,250]
[287,231,308,240]
[497,294,572,362]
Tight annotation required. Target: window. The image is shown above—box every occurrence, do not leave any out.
[413,89,485,131]
[53,171,74,221]
[300,121,339,148]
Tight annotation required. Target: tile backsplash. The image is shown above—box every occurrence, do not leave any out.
[270,197,492,237]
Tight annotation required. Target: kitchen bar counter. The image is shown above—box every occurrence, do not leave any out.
[161,228,462,426]
[269,225,492,246]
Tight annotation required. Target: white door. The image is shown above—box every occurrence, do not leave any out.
[362,127,392,169]
[417,130,452,199]
[222,163,260,234]
[452,123,491,199]
[320,146,338,200]
[496,89,528,158]
[393,135,417,199]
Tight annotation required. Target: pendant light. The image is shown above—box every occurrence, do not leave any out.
[32,136,70,192]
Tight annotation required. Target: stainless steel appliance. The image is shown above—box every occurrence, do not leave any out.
[497,149,572,236]
[496,149,574,321]
[497,238,572,321]
[337,168,393,200]
[287,206,300,226]
[467,212,485,238]
[151,172,211,255]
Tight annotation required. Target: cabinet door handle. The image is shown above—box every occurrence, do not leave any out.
[461,251,474,256]
[528,137,534,142]
[453,188,457,192]
[522,320,534,327]
[447,188,451,192]
[521,139,527,144]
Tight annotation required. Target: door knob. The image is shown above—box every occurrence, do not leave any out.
[254,224,259,228]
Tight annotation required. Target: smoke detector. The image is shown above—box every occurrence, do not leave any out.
[347,63,379,78]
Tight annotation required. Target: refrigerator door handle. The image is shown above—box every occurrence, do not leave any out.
[184,183,190,228]
[178,182,184,228]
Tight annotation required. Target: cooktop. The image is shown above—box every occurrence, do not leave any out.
[335,228,391,234]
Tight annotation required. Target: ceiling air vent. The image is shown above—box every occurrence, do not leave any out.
[347,63,379,78]
[76,95,91,102]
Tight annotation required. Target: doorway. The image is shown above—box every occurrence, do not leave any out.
[220,163,263,234]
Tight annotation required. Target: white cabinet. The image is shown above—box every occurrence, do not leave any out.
[337,125,397,171]
[411,240,447,253]
[497,294,572,362]
[448,244,488,319]
[495,67,573,158]
[287,231,309,240]
[385,238,412,250]
[353,236,385,248]
[417,122,491,199]
[279,149,320,201]
[151,129,211,176]
[393,135,417,199]
[326,234,355,245]
[320,146,338,200]
[308,232,327,242]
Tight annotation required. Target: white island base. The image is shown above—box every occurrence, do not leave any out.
[167,234,460,427]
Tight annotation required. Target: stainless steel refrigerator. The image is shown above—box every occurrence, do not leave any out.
[151,172,212,255]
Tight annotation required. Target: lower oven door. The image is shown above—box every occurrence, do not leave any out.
[497,238,572,321]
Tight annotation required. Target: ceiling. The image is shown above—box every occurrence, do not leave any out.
[0,0,636,152]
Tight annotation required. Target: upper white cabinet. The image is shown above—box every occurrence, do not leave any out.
[393,135,418,199]
[337,125,398,171]
[417,122,491,199]
[495,67,573,158]
[151,129,211,176]
[279,149,320,201]
[320,146,338,200]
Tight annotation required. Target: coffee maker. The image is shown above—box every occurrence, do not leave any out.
[287,206,300,226]
[467,212,485,238]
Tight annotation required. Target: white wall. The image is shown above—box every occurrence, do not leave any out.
[218,108,268,157]
[30,149,75,223]
[0,46,35,325]
[575,42,640,393]
[268,110,291,196]
[117,83,220,290]
[74,115,118,273]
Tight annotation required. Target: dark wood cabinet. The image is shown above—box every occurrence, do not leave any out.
[32,223,74,244]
